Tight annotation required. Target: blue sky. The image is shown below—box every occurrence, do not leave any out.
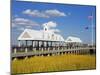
[11,0,96,45]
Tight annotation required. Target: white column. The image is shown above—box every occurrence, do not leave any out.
[61,52,63,55]
[52,53,55,56]
[25,40,28,53]
[42,47,43,51]
[14,48,17,53]
[34,41,36,51]
[25,48,27,53]
[13,58,17,61]
[18,40,21,47]
[54,42,55,50]
[47,54,50,56]
[32,41,34,51]
[25,56,28,59]
[47,41,49,51]
[48,47,49,51]
[32,41,34,47]
[41,54,44,56]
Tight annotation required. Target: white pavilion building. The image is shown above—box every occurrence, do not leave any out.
[17,23,64,52]
[16,21,84,53]
[65,36,83,49]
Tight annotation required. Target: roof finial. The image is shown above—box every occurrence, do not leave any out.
[43,23,49,31]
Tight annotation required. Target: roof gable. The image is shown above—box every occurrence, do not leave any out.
[21,32,31,38]
[18,29,64,41]
[18,29,33,40]
[65,36,82,43]
[67,38,72,41]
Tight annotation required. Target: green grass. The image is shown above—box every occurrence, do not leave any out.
[11,54,96,74]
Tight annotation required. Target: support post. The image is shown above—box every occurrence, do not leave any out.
[47,54,50,56]
[32,40,35,51]
[13,58,17,61]
[51,41,52,50]
[25,40,28,53]
[14,48,17,54]
[18,40,21,47]
[25,47,28,53]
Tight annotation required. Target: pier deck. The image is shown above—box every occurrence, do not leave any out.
[11,47,95,58]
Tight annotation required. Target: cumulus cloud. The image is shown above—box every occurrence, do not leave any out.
[23,9,49,18]
[23,9,66,18]
[12,17,39,31]
[17,28,25,31]
[12,17,39,27]
[50,29,60,33]
[43,21,57,28]
[12,22,16,27]
[45,9,66,17]
[42,21,60,33]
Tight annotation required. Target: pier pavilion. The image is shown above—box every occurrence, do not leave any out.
[16,23,64,53]
[65,36,83,49]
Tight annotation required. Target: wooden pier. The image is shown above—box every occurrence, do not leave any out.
[11,46,96,60]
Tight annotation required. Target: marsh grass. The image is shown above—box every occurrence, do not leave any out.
[11,54,96,74]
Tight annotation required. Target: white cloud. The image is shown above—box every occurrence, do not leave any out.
[43,21,57,28]
[23,9,49,18]
[12,17,39,27]
[42,21,60,33]
[23,9,66,18]
[23,9,31,14]
[45,9,66,17]
[12,22,16,27]
[25,25,33,28]
[50,29,60,33]
[17,27,25,31]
